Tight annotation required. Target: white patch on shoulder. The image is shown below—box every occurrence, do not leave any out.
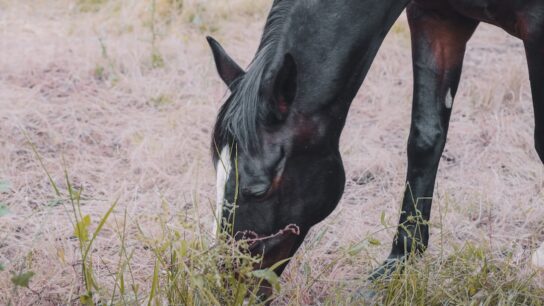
[213,146,231,237]
[532,241,544,268]
[445,88,453,109]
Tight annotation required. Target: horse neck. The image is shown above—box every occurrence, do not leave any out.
[289,0,410,117]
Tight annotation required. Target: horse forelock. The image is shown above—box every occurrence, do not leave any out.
[211,0,296,159]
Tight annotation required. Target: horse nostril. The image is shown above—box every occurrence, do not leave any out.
[241,184,270,200]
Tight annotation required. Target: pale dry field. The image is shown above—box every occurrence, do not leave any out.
[1,0,544,304]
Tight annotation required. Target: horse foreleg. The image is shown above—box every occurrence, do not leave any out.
[371,3,479,280]
[525,36,544,268]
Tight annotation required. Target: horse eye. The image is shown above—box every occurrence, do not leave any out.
[242,149,285,201]
[264,111,284,127]
[241,184,270,200]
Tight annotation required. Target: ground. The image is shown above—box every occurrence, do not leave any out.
[1,0,544,305]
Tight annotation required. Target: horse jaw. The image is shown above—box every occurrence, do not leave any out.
[214,146,231,237]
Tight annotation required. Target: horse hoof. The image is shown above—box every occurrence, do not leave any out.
[368,256,404,281]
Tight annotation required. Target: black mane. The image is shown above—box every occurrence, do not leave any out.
[212,0,295,162]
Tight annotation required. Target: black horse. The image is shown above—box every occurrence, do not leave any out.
[208,0,544,293]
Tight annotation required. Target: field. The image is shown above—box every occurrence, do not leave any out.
[2,0,544,305]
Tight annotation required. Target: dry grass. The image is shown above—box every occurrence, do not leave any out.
[1,0,544,304]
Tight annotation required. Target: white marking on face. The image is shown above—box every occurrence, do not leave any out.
[214,146,231,237]
[445,88,453,109]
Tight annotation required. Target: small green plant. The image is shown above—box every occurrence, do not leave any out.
[95,35,119,84]
[151,51,165,69]
[77,0,107,13]
[149,0,165,69]
[364,242,544,305]
[93,65,105,81]
[149,94,172,108]
[10,271,35,289]
[26,138,283,305]
[0,203,9,217]
[1,179,37,306]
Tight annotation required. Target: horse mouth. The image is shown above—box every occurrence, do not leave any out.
[235,224,301,268]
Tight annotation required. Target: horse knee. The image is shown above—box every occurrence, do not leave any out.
[408,125,446,160]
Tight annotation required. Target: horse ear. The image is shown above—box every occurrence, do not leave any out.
[207,36,245,89]
[270,53,297,120]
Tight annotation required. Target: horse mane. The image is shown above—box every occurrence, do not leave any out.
[212,0,295,162]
